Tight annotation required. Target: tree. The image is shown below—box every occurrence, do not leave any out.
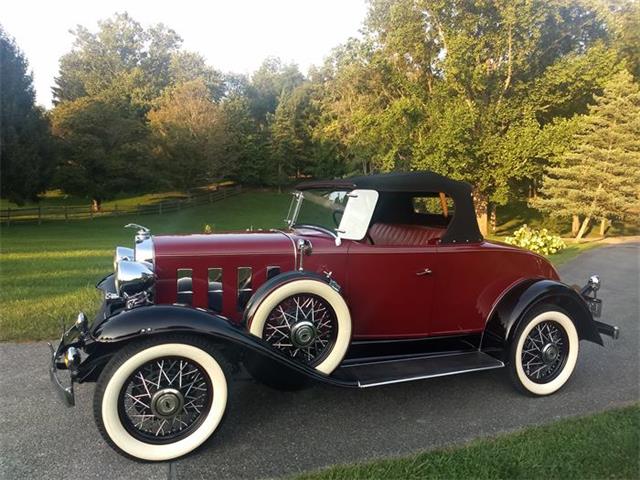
[0,26,54,204]
[51,91,153,208]
[148,80,230,188]
[52,12,212,105]
[533,71,640,239]
[318,0,620,234]
[246,57,305,125]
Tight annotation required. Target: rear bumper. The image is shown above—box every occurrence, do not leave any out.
[48,341,75,407]
[594,320,620,340]
[580,274,619,341]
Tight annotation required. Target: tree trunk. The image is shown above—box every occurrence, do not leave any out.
[489,204,497,234]
[575,216,591,240]
[599,218,608,237]
[277,162,282,194]
[474,192,489,237]
[571,215,580,236]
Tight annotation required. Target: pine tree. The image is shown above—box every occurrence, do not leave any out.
[534,70,640,239]
[0,26,54,204]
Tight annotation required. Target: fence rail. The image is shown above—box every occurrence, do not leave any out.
[0,185,242,225]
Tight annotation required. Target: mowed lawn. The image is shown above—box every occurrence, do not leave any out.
[296,404,640,480]
[0,191,291,341]
[0,189,602,341]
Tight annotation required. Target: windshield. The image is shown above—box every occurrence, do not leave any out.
[286,190,349,231]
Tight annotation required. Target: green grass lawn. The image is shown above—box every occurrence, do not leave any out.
[0,190,291,341]
[0,189,189,209]
[296,404,640,480]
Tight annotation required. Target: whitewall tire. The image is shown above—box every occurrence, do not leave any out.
[248,279,351,374]
[509,307,579,396]
[94,336,229,461]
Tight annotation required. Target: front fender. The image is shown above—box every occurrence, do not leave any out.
[84,304,354,387]
[481,279,603,359]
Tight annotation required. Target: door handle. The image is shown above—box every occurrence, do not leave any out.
[416,268,432,276]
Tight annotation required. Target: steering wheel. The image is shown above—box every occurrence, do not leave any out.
[332,209,343,227]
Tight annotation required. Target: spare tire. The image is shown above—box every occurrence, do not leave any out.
[247,278,351,374]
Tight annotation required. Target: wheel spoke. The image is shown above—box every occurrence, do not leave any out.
[521,320,569,384]
[119,355,211,442]
[263,293,338,367]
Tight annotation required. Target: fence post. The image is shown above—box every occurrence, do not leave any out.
[90,206,93,220]
[114,204,118,216]
[7,207,10,226]
[38,206,42,225]
[159,202,162,215]
[209,193,213,204]
[64,206,68,222]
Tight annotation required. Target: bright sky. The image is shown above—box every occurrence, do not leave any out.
[2,0,368,108]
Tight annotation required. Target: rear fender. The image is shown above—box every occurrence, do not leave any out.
[481,279,603,360]
[82,304,353,387]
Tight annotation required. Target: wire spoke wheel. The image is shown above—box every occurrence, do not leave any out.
[521,320,569,384]
[263,293,338,366]
[117,356,212,444]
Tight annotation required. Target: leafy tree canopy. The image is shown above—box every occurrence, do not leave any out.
[0,26,54,205]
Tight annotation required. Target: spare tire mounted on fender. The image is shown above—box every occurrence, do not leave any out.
[247,278,352,374]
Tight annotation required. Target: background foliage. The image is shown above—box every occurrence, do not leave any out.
[1,1,639,236]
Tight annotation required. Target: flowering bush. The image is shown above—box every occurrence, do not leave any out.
[504,225,566,255]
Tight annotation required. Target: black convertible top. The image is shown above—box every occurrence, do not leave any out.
[296,171,483,244]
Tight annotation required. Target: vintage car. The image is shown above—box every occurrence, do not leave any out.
[49,171,618,461]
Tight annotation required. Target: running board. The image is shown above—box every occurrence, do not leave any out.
[332,351,504,388]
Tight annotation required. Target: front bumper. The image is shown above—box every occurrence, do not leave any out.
[48,340,75,407]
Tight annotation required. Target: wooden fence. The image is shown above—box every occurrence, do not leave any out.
[0,185,242,225]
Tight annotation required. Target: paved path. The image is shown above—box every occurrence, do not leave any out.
[1,243,638,480]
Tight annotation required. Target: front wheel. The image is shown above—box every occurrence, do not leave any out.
[94,335,230,461]
[509,306,579,396]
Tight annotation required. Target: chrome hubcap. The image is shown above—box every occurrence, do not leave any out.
[151,388,184,418]
[541,343,560,364]
[291,321,316,348]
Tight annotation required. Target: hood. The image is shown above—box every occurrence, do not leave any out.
[153,231,295,258]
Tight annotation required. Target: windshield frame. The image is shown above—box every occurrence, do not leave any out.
[286,190,346,237]
[285,188,379,243]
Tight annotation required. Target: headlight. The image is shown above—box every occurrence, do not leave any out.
[115,260,154,296]
[135,237,154,263]
[113,246,135,271]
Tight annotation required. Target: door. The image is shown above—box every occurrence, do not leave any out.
[345,241,437,339]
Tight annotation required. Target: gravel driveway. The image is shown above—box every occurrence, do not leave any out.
[1,243,638,480]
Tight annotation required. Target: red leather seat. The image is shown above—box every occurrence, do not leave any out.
[368,223,444,246]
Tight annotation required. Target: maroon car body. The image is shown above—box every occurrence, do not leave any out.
[153,231,559,338]
[49,171,618,462]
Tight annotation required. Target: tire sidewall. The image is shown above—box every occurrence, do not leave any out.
[511,307,579,396]
[97,340,228,461]
[248,279,351,374]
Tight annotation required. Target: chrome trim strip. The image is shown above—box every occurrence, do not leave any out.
[270,229,298,268]
[357,362,504,388]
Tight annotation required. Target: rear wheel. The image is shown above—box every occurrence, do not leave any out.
[94,335,230,461]
[509,306,579,396]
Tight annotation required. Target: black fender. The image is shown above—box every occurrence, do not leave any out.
[81,303,355,387]
[242,270,337,327]
[481,279,603,360]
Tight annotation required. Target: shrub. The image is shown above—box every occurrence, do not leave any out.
[504,225,566,255]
